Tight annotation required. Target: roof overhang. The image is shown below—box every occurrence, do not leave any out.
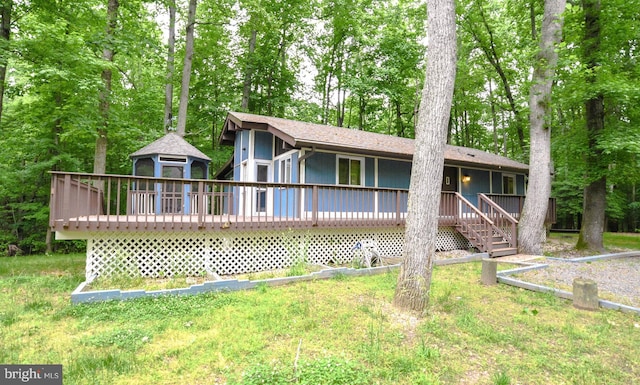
[218,112,528,173]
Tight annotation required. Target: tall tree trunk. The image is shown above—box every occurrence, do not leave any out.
[241,29,257,112]
[577,0,605,251]
[164,1,176,133]
[466,6,526,150]
[0,0,10,127]
[518,0,566,255]
[488,79,500,153]
[394,0,456,314]
[94,0,119,177]
[176,0,197,137]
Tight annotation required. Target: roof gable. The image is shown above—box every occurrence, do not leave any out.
[222,112,528,172]
[130,133,211,161]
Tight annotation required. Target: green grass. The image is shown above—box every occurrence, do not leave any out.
[1,241,639,384]
[549,231,640,251]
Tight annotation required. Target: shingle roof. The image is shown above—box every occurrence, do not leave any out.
[223,112,528,172]
[130,133,211,161]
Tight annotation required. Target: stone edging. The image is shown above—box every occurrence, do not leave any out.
[71,253,488,304]
[496,251,640,315]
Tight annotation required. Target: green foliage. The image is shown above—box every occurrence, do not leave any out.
[231,357,371,385]
[2,0,640,249]
[82,328,152,351]
[492,371,511,385]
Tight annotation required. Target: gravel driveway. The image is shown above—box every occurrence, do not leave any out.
[514,257,640,308]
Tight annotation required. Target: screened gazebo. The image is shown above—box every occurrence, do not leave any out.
[129,133,211,215]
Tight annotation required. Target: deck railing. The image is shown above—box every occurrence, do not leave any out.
[482,194,557,224]
[49,172,555,233]
[49,172,415,232]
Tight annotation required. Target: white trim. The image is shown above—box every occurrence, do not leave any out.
[336,155,365,186]
[502,173,516,195]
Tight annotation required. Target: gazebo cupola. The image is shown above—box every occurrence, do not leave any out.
[130,133,211,214]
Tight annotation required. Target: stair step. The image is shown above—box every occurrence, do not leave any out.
[490,248,518,257]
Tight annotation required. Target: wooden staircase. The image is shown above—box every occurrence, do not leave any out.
[452,193,518,258]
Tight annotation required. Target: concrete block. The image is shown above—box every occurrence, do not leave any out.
[573,278,599,311]
[481,258,498,285]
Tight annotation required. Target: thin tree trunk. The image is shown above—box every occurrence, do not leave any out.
[394,0,456,313]
[466,7,526,150]
[530,0,537,40]
[164,1,176,133]
[488,79,499,153]
[518,0,566,255]
[176,0,197,137]
[577,0,605,251]
[0,0,11,127]
[94,0,119,178]
[241,29,257,112]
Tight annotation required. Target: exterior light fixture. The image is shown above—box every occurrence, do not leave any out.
[462,175,471,183]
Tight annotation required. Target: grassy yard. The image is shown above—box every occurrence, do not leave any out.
[1,235,639,385]
[548,231,640,251]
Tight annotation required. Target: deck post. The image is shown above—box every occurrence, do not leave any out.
[197,181,205,227]
[62,174,72,225]
[395,190,401,225]
[312,185,318,226]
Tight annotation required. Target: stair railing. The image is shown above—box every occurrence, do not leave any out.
[453,193,497,254]
[477,193,518,249]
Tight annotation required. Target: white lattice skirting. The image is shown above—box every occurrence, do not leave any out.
[85,227,471,279]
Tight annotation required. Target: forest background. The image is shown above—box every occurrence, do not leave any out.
[0,0,638,254]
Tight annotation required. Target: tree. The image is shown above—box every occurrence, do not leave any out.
[460,0,527,152]
[576,0,605,250]
[393,0,456,313]
[0,0,11,126]
[164,0,176,133]
[175,0,197,137]
[518,0,566,255]
[93,0,119,177]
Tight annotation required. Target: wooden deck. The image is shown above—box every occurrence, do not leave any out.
[49,172,556,256]
[52,213,410,232]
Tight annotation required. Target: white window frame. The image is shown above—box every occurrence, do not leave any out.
[336,155,365,186]
[253,160,272,214]
[279,157,292,184]
[502,173,516,195]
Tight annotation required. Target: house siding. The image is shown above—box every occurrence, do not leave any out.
[517,174,525,195]
[378,159,411,189]
[305,152,336,184]
[365,157,375,187]
[492,171,502,194]
[239,130,250,162]
[254,131,273,160]
[461,168,490,204]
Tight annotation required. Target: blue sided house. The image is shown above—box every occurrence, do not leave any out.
[49,112,555,280]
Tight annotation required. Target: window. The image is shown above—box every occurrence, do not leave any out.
[134,158,155,191]
[256,164,269,183]
[274,137,292,157]
[191,161,206,180]
[255,162,270,212]
[135,158,154,177]
[279,158,292,183]
[503,174,515,195]
[338,156,362,186]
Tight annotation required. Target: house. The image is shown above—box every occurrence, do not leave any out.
[49,112,555,280]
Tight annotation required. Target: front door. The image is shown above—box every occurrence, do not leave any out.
[162,165,184,214]
[442,166,458,192]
